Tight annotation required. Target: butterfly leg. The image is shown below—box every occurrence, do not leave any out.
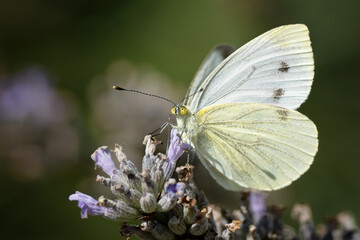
[148,122,170,136]
[185,131,196,165]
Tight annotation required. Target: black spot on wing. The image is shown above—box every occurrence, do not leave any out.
[273,88,285,102]
[277,109,289,121]
[278,61,290,73]
[261,169,276,180]
[215,45,235,59]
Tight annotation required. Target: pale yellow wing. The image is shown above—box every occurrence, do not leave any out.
[188,24,314,112]
[183,45,235,107]
[194,103,318,191]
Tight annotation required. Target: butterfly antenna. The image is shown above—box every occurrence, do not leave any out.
[113,86,176,105]
[181,87,204,103]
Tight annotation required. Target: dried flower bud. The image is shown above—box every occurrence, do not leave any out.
[292,204,316,240]
[337,212,357,231]
[283,225,298,240]
[291,204,312,223]
[98,196,116,208]
[176,164,194,183]
[113,144,127,163]
[247,224,261,240]
[96,175,112,186]
[218,228,232,240]
[225,220,242,232]
[143,135,159,156]
[212,205,228,235]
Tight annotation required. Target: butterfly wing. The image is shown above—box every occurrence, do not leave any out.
[187,24,314,113]
[183,45,235,107]
[194,102,318,191]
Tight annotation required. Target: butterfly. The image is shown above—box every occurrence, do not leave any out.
[171,24,318,191]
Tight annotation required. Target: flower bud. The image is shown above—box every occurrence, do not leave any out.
[114,199,140,220]
[147,221,176,240]
[168,216,187,235]
[184,205,198,224]
[141,169,156,195]
[113,144,127,163]
[120,224,156,240]
[143,135,158,156]
[189,217,209,236]
[96,175,112,186]
[157,193,177,212]
[171,203,183,219]
[112,184,141,207]
[152,167,164,194]
[142,154,157,172]
[120,160,141,190]
[140,193,157,213]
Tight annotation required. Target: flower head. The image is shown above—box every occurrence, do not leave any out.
[70,135,185,223]
[0,67,65,125]
[69,135,219,239]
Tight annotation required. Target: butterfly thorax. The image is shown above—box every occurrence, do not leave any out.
[171,105,197,146]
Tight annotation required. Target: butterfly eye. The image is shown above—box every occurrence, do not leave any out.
[180,107,187,116]
[171,107,176,115]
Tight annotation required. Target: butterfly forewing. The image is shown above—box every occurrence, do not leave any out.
[188,24,314,113]
[193,103,318,191]
[183,45,235,107]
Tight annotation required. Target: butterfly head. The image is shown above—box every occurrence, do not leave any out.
[171,105,188,116]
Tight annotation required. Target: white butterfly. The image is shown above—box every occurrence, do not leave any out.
[171,24,318,191]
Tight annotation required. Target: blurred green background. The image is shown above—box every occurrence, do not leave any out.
[0,0,359,239]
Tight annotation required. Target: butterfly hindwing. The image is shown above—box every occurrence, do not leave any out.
[194,102,318,191]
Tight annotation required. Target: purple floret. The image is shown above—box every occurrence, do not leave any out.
[91,146,118,176]
[167,129,190,163]
[166,181,185,199]
[249,191,266,224]
[69,192,107,219]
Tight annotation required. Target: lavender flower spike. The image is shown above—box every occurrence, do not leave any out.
[69,191,108,219]
[91,146,118,176]
[249,191,266,225]
[167,129,189,163]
